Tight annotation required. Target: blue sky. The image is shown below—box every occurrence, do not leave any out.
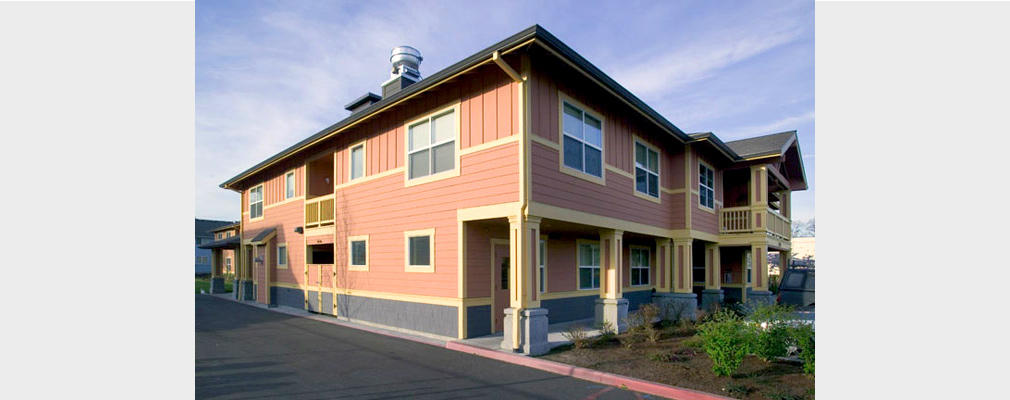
[196,0,814,222]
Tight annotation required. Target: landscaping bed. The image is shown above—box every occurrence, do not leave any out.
[194,276,233,294]
[540,305,814,400]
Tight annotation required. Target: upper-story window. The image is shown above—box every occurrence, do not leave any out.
[562,101,603,178]
[249,185,263,219]
[635,141,659,198]
[699,163,714,209]
[285,171,295,199]
[350,143,365,180]
[408,109,455,180]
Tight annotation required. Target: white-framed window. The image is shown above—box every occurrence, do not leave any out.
[404,229,435,273]
[348,235,369,271]
[630,247,650,286]
[577,241,601,290]
[249,185,263,219]
[285,171,295,199]
[699,163,714,209]
[539,238,546,293]
[350,143,365,180]
[562,101,603,178]
[277,243,288,268]
[407,109,456,180]
[196,256,208,264]
[635,140,659,198]
[225,257,232,271]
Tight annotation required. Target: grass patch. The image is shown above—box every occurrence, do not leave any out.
[195,277,233,294]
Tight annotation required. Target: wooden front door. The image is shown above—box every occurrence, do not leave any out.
[493,243,510,333]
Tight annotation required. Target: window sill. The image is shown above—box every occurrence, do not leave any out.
[698,204,716,214]
[404,265,435,273]
[404,168,460,188]
[560,165,606,186]
[348,265,369,272]
[634,190,662,204]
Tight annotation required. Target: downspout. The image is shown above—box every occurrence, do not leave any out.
[493,50,528,350]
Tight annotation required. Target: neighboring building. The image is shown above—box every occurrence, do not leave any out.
[195,219,236,275]
[217,26,807,354]
[197,221,240,293]
[791,236,815,261]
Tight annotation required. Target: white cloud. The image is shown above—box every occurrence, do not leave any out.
[718,110,815,141]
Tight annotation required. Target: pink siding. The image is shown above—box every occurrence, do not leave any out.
[545,236,577,293]
[531,143,684,229]
[333,142,519,298]
[243,198,306,287]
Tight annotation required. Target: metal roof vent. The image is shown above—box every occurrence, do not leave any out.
[382,46,422,98]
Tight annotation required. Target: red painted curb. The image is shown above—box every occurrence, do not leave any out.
[445,341,733,400]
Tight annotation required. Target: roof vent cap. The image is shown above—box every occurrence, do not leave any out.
[389,45,422,80]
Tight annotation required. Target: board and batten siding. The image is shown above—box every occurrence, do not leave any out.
[689,146,724,235]
[527,51,688,231]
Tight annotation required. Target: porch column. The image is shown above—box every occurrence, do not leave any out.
[502,215,549,355]
[655,238,673,292]
[750,165,768,233]
[778,249,792,287]
[700,243,723,311]
[241,245,254,301]
[749,241,774,306]
[210,249,225,294]
[595,229,628,332]
[658,238,697,320]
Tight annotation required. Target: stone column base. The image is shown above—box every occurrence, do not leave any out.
[209,277,225,294]
[747,290,775,308]
[595,298,629,333]
[700,289,724,313]
[652,292,697,322]
[241,280,255,301]
[501,307,551,355]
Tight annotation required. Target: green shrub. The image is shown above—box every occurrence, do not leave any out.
[697,310,751,376]
[749,304,796,361]
[562,324,591,349]
[595,320,616,344]
[792,323,815,375]
[638,304,662,342]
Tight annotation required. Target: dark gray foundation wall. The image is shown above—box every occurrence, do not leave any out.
[271,287,305,310]
[624,289,653,312]
[337,294,458,338]
[541,294,597,324]
[466,305,492,338]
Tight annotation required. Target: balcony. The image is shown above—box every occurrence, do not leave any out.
[719,207,791,241]
[305,194,335,229]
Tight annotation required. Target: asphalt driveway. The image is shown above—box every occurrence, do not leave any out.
[196,295,649,399]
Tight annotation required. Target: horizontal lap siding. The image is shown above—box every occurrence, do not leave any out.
[243,199,306,287]
[531,143,679,229]
[545,236,577,293]
[335,142,519,298]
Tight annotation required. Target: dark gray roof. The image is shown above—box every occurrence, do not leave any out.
[196,219,237,237]
[344,92,381,111]
[196,235,240,250]
[724,131,797,159]
[251,227,277,243]
[221,24,693,190]
[209,222,240,233]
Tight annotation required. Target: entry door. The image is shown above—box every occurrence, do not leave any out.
[493,243,510,332]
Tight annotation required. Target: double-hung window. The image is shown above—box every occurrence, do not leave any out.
[408,110,455,180]
[285,171,295,199]
[630,247,650,286]
[635,141,659,197]
[350,143,365,180]
[578,242,601,290]
[699,163,714,209]
[562,102,603,178]
[539,239,546,293]
[249,185,263,219]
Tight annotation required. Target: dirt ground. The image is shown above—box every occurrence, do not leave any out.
[539,325,814,400]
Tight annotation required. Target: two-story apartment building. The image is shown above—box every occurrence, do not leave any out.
[195,219,237,275]
[218,25,807,355]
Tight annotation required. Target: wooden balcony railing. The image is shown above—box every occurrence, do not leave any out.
[720,207,751,233]
[719,206,791,240]
[766,209,791,241]
[305,195,335,229]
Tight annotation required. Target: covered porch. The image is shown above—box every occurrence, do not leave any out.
[197,235,240,294]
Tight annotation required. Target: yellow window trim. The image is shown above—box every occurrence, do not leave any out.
[575,238,601,291]
[284,169,296,200]
[558,91,606,186]
[628,245,651,287]
[404,228,436,273]
[248,184,264,220]
[277,242,288,269]
[631,135,662,204]
[698,159,716,213]
[403,102,462,187]
[348,139,367,182]
[348,234,369,272]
